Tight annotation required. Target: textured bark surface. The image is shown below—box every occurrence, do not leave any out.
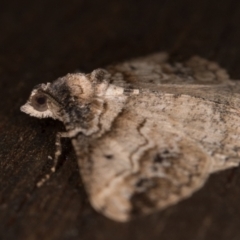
[1,0,240,239]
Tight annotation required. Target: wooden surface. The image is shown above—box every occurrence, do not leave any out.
[1,0,240,239]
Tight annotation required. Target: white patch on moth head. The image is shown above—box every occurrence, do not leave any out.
[20,102,56,119]
[105,85,124,96]
[20,85,59,120]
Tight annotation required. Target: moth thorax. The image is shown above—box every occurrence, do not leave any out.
[66,73,95,99]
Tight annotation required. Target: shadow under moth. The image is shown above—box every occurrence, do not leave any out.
[21,52,240,222]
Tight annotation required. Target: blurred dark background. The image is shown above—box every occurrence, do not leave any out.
[1,0,240,240]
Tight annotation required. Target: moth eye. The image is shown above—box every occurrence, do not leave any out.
[31,94,48,112]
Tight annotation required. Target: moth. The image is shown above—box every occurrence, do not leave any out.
[21,52,240,222]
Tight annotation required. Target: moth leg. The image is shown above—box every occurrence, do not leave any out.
[37,131,70,187]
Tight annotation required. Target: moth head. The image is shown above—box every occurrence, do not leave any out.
[21,70,111,122]
[20,83,62,120]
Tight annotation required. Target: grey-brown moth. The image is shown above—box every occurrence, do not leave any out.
[21,52,240,222]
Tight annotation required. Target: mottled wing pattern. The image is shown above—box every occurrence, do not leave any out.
[77,96,240,221]
[107,52,232,87]
[77,106,211,221]
[73,53,240,221]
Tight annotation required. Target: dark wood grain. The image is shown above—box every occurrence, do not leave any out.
[1,0,240,239]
